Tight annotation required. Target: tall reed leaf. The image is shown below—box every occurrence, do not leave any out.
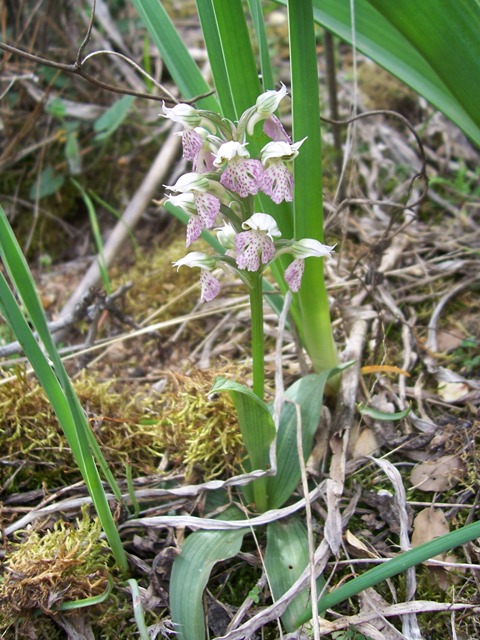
[131,0,218,110]
[288,0,337,373]
[274,0,480,145]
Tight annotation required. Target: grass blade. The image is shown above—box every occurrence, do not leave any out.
[296,519,480,624]
[0,205,128,573]
[210,0,262,118]
[247,0,275,91]
[196,0,236,118]
[131,0,218,109]
[71,178,111,293]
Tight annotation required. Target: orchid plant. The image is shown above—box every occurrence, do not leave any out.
[163,88,334,401]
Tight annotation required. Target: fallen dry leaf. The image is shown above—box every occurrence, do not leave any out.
[409,455,466,491]
[438,381,470,402]
[435,328,465,352]
[411,508,449,547]
[411,509,463,590]
[345,529,380,559]
[352,427,379,459]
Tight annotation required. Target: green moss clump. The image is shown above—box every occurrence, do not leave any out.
[0,510,110,629]
[0,366,244,498]
[153,368,244,481]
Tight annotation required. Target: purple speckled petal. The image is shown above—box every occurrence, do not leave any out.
[263,115,292,143]
[234,230,275,272]
[193,192,220,228]
[220,158,264,197]
[284,259,305,292]
[260,162,294,204]
[200,270,221,302]
[186,215,204,247]
[182,129,203,162]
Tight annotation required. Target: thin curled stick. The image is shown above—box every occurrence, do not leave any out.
[0,0,212,106]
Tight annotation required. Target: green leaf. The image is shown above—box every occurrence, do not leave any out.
[71,179,110,293]
[211,377,275,512]
[267,372,329,509]
[196,0,236,118]
[169,507,247,640]
[65,130,82,175]
[46,97,67,119]
[93,95,135,141]
[367,0,480,141]
[265,516,325,631]
[358,403,411,421]
[29,166,64,200]
[247,0,275,91]
[288,0,338,374]
[58,575,113,611]
[209,0,262,118]
[297,518,480,622]
[0,206,128,574]
[274,0,480,145]
[131,0,218,110]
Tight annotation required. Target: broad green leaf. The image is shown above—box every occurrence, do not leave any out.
[367,0,480,140]
[358,403,411,421]
[273,0,480,145]
[169,506,247,640]
[211,377,275,512]
[265,516,324,631]
[267,365,352,510]
[131,0,218,110]
[29,166,64,199]
[94,95,135,141]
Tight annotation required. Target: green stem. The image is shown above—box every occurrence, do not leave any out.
[249,271,268,512]
[250,272,265,400]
